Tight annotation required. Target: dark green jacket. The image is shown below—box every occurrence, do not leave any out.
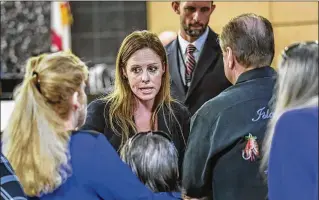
[183,66,276,200]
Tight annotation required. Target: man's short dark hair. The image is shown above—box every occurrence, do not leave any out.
[120,131,180,192]
[219,13,275,68]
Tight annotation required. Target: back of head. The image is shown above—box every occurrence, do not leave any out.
[2,51,88,196]
[219,13,274,68]
[262,41,318,171]
[120,131,180,192]
[276,41,318,109]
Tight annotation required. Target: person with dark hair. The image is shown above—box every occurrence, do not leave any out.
[182,13,276,200]
[82,30,190,171]
[120,131,180,195]
[166,1,231,115]
[262,41,318,200]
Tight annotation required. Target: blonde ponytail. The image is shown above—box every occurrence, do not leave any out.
[2,51,88,196]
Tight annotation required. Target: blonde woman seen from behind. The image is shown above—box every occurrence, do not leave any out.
[2,51,179,200]
[2,52,88,197]
[262,41,318,200]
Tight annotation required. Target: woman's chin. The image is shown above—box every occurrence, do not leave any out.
[135,93,157,102]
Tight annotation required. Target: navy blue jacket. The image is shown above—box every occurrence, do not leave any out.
[268,107,318,200]
[28,130,180,200]
[1,153,27,199]
[183,66,276,200]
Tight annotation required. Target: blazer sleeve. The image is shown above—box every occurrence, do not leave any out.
[182,113,216,198]
[173,104,191,177]
[182,106,191,145]
[81,99,106,133]
[90,134,179,200]
[268,109,318,200]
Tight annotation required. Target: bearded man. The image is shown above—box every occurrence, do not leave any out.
[165,1,231,115]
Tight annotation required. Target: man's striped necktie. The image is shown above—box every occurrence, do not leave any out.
[185,44,196,87]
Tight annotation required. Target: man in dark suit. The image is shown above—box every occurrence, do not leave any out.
[166,1,231,115]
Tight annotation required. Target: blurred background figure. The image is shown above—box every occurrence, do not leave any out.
[262,41,318,200]
[87,63,115,96]
[158,31,177,46]
[120,131,180,196]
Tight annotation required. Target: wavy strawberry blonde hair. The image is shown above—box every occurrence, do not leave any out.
[104,30,183,148]
[1,51,88,196]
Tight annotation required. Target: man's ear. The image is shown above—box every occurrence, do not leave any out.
[171,1,180,14]
[72,91,80,110]
[211,4,216,13]
[226,47,235,69]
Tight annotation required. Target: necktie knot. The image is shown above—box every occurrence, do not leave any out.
[186,44,196,53]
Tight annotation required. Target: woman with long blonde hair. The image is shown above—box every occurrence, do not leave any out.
[82,30,190,170]
[2,51,179,200]
[262,41,318,200]
[2,51,88,197]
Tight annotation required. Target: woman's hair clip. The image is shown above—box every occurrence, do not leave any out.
[32,71,39,78]
[32,70,41,93]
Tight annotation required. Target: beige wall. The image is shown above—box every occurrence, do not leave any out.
[147,2,318,68]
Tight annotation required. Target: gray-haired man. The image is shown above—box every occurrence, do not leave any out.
[182,13,277,200]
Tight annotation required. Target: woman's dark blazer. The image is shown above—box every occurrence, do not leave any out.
[81,98,191,170]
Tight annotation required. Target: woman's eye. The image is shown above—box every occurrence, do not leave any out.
[148,66,158,73]
[131,67,142,74]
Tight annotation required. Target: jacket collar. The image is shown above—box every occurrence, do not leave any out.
[235,66,276,85]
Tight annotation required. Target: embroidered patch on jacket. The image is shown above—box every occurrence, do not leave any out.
[242,133,260,161]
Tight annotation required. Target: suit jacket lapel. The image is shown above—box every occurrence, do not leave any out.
[167,40,186,97]
[186,29,220,100]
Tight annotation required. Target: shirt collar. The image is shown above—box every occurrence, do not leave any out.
[178,27,209,54]
[235,66,277,85]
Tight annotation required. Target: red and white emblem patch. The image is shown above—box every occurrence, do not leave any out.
[242,133,259,161]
